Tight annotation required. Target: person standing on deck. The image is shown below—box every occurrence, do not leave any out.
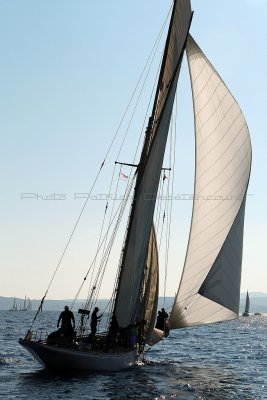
[90,307,102,336]
[57,305,75,336]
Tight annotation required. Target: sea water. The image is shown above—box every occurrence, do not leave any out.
[0,310,266,399]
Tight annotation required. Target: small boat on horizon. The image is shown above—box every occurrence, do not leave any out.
[9,297,18,312]
[242,291,250,317]
[20,295,32,312]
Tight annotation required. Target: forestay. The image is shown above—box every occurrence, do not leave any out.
[170,35,252,328]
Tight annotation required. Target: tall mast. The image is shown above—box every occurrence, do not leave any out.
[113,0,192,328]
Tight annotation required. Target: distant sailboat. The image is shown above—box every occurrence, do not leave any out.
[19,0,252,372]
[20,295,28,311]
[27,298,32,311]
[9,298,18,312]
[242,291,250,317]
[20,296,32,312]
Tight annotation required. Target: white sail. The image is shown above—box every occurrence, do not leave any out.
[244,291,250,314]
[114,0,192,328]
[142,226,159,343]
[170,35,252,329]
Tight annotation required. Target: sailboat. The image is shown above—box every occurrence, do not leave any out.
[20,295,27,311]
[20,295,31,311]
[19,0,252,372]
[9,298,18,312]
[242,291,250,317]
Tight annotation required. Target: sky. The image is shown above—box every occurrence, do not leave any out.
[0,0,266,301]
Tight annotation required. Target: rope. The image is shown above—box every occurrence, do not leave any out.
[163,95,178,303]
[73,11,172,319]
[29,6,173,329]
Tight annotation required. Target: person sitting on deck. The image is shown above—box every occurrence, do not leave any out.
[90,307,102,336]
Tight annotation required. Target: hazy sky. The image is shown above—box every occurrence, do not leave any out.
[0,0,266,301]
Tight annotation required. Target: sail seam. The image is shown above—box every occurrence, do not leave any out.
[193,161,250,224]
[196,134,250,192]
[197,117,246,165]
[195,144,251,207]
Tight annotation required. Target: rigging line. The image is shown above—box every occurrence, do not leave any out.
[75,44,159,305]
[30,163,105,325]
[106,221,127,324]
[158,163,172,256]
[92,17,169,279]
[99,164,122,267]
[94,175,132,299]
[107,8,172,219]
[96,18,167,244]
[115,28,167,174]
[71,176,135,308]
[162,165,171,305]
[86,194,110,299]
[158,200,166,254]
[114,7,171,168]
[98,18,174,312]
[96,176,133,286]
[92,10,176,310]
[155,171,172,236]
[165,96,178,304]
[164,124,174,303]
[155,172,165,234]
[102,9,169,164]
[89,198,131,317]
[185,301,228,322]
[91,166,133,310]
[84,163,119,307]
[175,291,199,305]
[30,11,170,326]
[116,8,171,189]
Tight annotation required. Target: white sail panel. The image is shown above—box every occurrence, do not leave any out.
[114,0,192,328]
[197,197,246,313]
[170,35,251,329]
[142,226,159,343]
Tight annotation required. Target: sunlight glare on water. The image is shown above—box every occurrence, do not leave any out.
[0,311,266,399]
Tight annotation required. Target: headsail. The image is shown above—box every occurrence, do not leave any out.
[141,225,159,343]
[170,35,252,329]
[114,0,192,328]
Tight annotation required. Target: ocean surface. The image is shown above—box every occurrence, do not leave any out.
[0,310,266,400]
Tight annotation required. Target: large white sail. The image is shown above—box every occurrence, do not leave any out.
[114,0,192,328]
[170,35,252,329]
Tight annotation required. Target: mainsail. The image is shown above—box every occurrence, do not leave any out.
[114,0,192,328]
[170,35,252,328]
